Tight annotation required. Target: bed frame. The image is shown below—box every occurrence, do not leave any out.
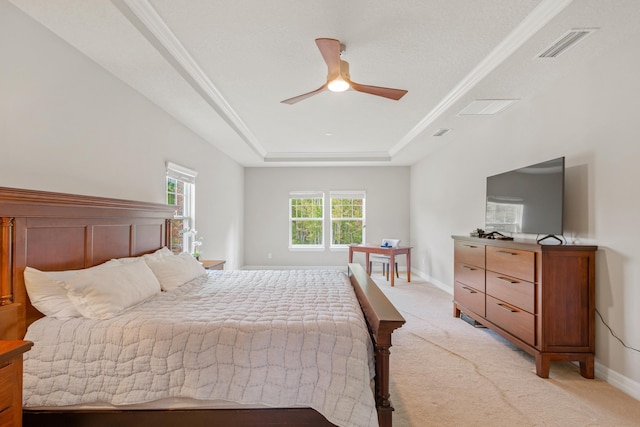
[0,186,405,427]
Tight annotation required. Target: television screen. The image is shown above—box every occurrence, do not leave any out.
[485,157,564,236]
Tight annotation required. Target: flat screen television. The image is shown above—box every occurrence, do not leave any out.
[485,157,564,239]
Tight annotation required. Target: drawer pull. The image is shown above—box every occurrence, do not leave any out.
[461,265,476,271]
[496,276,518,284]
[463,244,478,248]
[461,286,477,294]
[496,250,517,256]
[497,303,517,313]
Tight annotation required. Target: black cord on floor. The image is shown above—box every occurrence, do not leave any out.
[596,308,640,353]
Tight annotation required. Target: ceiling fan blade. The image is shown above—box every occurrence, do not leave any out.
[281,84,327,104]
[350,81,408,101]
[315,38,341,77]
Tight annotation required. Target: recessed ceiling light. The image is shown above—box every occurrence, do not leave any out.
[458,99,518,116]
[324,132,334,136]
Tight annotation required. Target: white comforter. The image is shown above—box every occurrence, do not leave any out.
[23,269,378,427]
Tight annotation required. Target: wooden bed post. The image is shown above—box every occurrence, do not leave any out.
[375,341,393,426]
[0,217,13,306]
[165,219,172,252]
[0,217,20,340]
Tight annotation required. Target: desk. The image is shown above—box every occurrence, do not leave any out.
[348,244,412,287]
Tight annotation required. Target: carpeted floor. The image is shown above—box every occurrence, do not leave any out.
[369,273,640,427]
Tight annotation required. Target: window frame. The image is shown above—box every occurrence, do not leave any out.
[288,191,325,250]
[166,162,197,254]
[329,191,366,249]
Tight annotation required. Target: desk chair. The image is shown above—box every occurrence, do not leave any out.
[369,239,400,281]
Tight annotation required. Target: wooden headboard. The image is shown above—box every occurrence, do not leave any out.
[0,187,176,339]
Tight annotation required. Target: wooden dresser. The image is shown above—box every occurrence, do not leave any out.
[0,340,33,426]
[452,235,597,378]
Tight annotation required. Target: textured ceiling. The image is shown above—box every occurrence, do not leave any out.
[8,0,640,166]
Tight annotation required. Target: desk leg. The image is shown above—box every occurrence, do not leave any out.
[389,255,395,287]
[407,249,411,283]
[365,254,371,275]
[349,247,354,263]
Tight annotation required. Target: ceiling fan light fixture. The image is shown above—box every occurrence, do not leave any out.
[328,76,350,92]
[280,38,407,104]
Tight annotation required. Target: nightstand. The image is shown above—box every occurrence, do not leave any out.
[200,260,226,270]
[0,340,33,427]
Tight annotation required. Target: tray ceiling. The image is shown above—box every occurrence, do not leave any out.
[8,0,640,166]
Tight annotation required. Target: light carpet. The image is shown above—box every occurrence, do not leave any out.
[370,273,640,427]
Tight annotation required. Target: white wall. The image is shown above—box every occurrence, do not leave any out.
[244,167,410,268]
[0,2,244,268]
[410,34,640,397]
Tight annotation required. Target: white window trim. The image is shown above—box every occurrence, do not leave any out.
[166,161,198,184]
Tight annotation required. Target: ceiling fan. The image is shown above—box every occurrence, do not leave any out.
[281,38,408,104]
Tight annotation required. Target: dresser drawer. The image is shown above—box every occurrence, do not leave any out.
[454,281,485,317]
[454,241,485,268]
[486,295,535,346]
[0,361,14,412]
[486,246,535,282]
[454,262,485,292]
[486,271,534,314]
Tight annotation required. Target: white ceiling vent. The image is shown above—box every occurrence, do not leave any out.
[458,99,518,116]
[537,28,598,58]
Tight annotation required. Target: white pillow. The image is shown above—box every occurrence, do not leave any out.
[62,259,161,320]
[112,247,173,264]
[23,267,82,318]
[144,252,206,291]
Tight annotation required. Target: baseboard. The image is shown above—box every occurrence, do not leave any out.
[595,361,640,401]
[242,264,409,274]
[411,269,453,295]
[241,265,347,271]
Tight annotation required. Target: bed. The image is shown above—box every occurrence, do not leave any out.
[0,186,405,427]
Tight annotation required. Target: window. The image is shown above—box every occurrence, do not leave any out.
[288,190,366,250]
[330,191,366,248]
[289,192,324,249]
[166,162,197,254]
